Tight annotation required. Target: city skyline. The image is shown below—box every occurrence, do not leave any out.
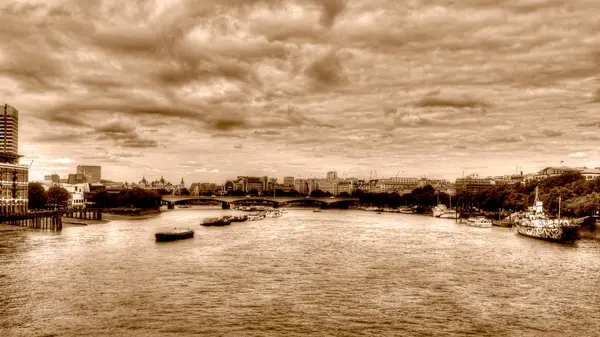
[2,1,600,183]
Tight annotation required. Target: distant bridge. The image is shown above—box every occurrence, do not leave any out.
[161,195,359,209]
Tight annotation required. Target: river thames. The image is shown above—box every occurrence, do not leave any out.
[1,208,599,336]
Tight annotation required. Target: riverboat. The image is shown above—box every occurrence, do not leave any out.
[201,217,232,226]
[313,208,322,212]
[466,216,493,228]
[155,228,195,242]
[264,210,282,218]
[226,215,247,222]
[399,206,415,214]
[247,214,264,221]
[177,204,191,209]
[513,187,580,243]
[433,204,460,218]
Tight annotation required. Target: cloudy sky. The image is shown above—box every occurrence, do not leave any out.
[2,0,600,184]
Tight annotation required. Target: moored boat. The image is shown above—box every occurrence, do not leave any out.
[247,214,264,221]
[399,206,415,214]
[155,228,194,242]
[433,204,460,218]
[201,217,232,226]
[513,187,580,243]
[466,216,493,228]
[226,215,247,222]
[313,208,322,212]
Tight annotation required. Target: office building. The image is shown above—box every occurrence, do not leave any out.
[68,173,87,185]
[0,104,21,164]
[0,104,28,214]
[283,176,295,187]
[76,165,101,183]
[44,174,60,183]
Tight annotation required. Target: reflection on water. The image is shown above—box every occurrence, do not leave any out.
[1,208,600,336]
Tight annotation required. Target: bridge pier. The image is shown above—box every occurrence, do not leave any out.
[167,203,175,210]
[221,202,230,209]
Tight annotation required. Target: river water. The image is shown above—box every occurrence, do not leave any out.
[1,208,599,336]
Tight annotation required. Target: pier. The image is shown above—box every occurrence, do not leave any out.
[1,211,63,230]
[1,208,103,231]
[62,208,102,221]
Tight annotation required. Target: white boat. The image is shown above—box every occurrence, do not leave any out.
[397,206,412,214]
[247,214,264,221]
[466,216,493,228]
[313,208,322,212]
[264,210,282,218]
[432,204,460,218]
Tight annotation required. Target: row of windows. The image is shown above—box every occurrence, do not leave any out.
[0,169,28,182]
[0,187,27,199]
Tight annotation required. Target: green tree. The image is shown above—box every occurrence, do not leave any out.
[91,189,116,208]
[117,187,161,208]
[310,189,331,197]
[47,186,71,208]
[28,182,48,210]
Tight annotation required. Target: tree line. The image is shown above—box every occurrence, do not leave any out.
[28,183,162,210]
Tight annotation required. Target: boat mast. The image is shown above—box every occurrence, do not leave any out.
[449,194,452,208]
[558,195,561,219]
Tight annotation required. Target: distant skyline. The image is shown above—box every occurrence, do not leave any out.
[2,1,600,183]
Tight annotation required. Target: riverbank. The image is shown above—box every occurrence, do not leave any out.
[102,212,162,221]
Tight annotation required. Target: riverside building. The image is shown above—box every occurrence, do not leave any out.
[0,104,28,214]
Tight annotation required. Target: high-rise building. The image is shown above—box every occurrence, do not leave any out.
[0,104,28,214]
[76,165,101,183]
[0,104,20,164]
[283,176,295,187]
[326,171,338,181]
[294,179,308,195]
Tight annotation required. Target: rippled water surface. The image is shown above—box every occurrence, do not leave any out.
[1,208,600,336]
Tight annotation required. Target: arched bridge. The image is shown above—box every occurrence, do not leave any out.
[161,195,359,209]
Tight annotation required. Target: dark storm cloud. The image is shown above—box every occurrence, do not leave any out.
[318,0,347,27]
[92,119,158,149]
[94,120,136,134]
[415,90,492,109]
[577,121,600,128]
[45,114,90,127]
[120,137,159,148]
[541,129,563,137]
[383,107,397,117]
[32,132,86,143]
[260,105,334,128]
[304,50,348,89]
[212,118,248,131]
[489,136,524,143]
[592,88,600,102]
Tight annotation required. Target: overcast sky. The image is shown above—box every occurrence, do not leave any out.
[2,0,600,184]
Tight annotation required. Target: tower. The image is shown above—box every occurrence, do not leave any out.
[0,103,28,214]
[0,104,21,164]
